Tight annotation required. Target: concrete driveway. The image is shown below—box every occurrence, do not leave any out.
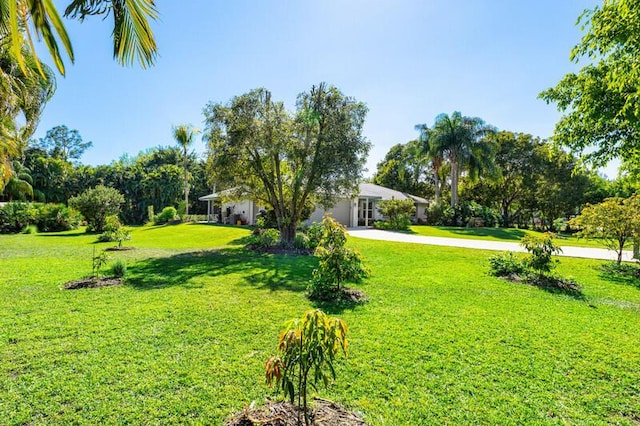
[347,229,635,262]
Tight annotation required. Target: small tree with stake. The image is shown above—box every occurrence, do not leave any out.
[265,309,348,426]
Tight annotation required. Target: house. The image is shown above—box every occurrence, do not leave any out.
[198,183,429,228]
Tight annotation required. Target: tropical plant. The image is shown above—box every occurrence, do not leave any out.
[424,112,497,208]
[520,233,562,275]
[0,201,37,233]
[1,0,158,76]
[172,124,200,215]
[308,216,369,300]
[35,203,81,232]
[68,185,124,232]
[570,195,640,264]
[153,206,177,225]
[111,258,127,278]
[91,248,108,277]
[488,252,526,277]
[265,309,349,426]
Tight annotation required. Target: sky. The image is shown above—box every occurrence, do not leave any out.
[34,0,616,179]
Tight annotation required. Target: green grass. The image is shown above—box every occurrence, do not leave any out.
[409,225,607,248]
[2,223,640,424]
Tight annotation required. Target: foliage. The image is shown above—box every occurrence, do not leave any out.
[265,309,348,425]
[204,83,370,246]
[37,125,92,162]
[417,112,497,207]
[488,252,526,277]
[153,206,178,225]
[2,0,158,76]
[91,248,108,277]
[21,224,37,234]
[599,261,640,280]
[305,222,323,251]
[35,203,82,232]
[249,228,281,250]
[68,185,124,232]
[453,200,501,228]
[570,195,640,264]
[540,0,640,166]
[520,233,562,275]
[373,140,433,198]
[0,201,38,233]
[172,124,200,216]
[308,216,369,300]
[293,232,310,251]
[111,259,127,278]
[426,202,454,226]
[377,198,415,231]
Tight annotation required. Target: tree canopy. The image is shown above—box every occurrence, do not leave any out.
[204,83,370,245]
[540,0,640,166]
[38,125,92,161]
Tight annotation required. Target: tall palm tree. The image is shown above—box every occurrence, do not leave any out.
[1,0,158,76]
[172,124,200,216]
[429,112,497,208]
[415,124,445,205]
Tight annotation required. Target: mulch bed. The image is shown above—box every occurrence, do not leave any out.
[226,398,368,426]
[501,273,581,292]
[64,276,123,289]
[104,246,135,251]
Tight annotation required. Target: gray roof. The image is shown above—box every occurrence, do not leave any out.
[358,183,429,204]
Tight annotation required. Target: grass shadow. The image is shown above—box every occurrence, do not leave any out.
[447,227,527,241]
[126,248,316,293]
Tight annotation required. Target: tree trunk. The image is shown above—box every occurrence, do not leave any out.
[434,172,441,205]
[280,222,297,248]
[450,161,459,208]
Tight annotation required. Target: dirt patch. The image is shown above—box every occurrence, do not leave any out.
[64,276,123,289]
[226,398,367,426]
[104,246,135,251]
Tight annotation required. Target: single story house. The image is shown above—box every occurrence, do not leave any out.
[199,183,429,228]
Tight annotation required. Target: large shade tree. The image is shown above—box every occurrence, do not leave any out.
[423,112,496,208]
[540,0,640,166]
[204,83,370,246]
[172,124,200,215]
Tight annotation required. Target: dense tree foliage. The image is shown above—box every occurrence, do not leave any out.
[204,83,370,245]
[373,140,433,198]
[540,0,640,166]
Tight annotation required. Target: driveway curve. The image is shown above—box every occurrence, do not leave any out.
[348,229,635,262]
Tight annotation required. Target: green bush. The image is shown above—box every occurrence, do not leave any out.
[111,259,127,278]
[308,216,369,300]
[35,203,82,232]
[488,252,526,277]
[22,224,38,234]
[153,206,178,225]
[97,215,121,242]
[257,228,281,249]
[293,232,309,250]
[521,233,562,275]
[305,222,323,250]
[0,202,38,234]
[378,199,415,231]
[68,185,125,233]
[426,202,454,226]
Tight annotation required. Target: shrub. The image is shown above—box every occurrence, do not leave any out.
[426,202,454,226]
[68,185,124,233]
[520,233,562,275]
[265,309,348,426]
[308,216,369,300]
[111,259,127,278]
[377,199,415,231]
[0,202,38,234]
[488,252,526,277]
[305,222,323,250]
[22,224,38,234]
[35,203,82,232]
[293,232,309,250]
[97,215,121,242]
[258,228,281,248]
[153,206,178,225]
[180,214,206,223]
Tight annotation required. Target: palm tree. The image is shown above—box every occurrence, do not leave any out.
[172,124,200,216]
[415,124,445,205]
[428,112,496,208]
[1,0,158,76]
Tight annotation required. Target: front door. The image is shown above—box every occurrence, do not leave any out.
[357,198,374,227]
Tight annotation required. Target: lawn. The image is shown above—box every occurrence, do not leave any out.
[1,223,640,424]
[409,225,607,248]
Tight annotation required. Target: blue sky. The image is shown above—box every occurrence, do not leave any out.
[36,0,614,178]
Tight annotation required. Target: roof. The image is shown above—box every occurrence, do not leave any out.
[358,183,429,204]
[199,183,429,204]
